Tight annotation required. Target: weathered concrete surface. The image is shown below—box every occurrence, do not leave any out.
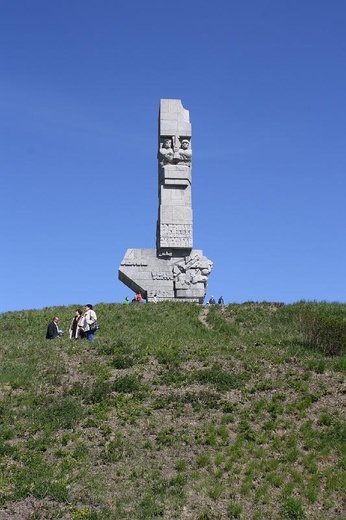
[118,99,212,303]
[119,248,212,303]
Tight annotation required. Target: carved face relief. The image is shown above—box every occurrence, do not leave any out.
[162,139,172,149]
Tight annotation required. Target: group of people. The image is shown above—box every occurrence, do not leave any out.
[123,291,152,304]
[46,294,224,341]
[46,304,98,342]
[207,296,224,305]
[123,292,223,305]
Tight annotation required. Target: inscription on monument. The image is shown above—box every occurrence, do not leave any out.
[161,224,193,237]
[160,237,192,248]
[121,260,148,267]
[160,223,193,248]
[151,271,174,280]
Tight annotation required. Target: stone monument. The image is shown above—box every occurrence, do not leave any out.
[118,99,213,303]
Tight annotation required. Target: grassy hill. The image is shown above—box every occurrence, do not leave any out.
[0,301,345,519]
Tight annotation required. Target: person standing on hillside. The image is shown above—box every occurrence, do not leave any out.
[135,291,143,303]
[46,316,60,339]
[79,304,98,341]
[69,309,83,339]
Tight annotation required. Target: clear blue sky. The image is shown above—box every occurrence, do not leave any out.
[1,1,345,313]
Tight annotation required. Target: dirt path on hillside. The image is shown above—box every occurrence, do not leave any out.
[198,306,212,328]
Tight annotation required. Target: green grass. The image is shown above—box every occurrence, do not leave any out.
[0,301,345,519]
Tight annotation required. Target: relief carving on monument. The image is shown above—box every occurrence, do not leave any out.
[172,254,212,290]
[174,138,192,165]
[158,138,174,166]
[158,136,192,167]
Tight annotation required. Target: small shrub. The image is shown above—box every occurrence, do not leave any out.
[209,482,223,500]
[156,367,189,386]
[227,500,243,518]
[31,396,85,432]
[87,381,112,404]
[112,374,143,394]
[102,434,125,463]
[332,355,346,374]
[176,460,187,472]
[300,312,346,356]
[317,412,333,426]
[306,358,326,373]
[156,346,181,367]
[111,355,134,369]
[193,365,247,391]
[137,489,164,519]
[98,338,129,355]
[280,496,306,519]
[156,426,176,447]
[184,390,220,411]
[197,452,210,468]
[70,507,102,520]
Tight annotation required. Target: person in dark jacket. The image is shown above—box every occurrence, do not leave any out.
[69,309,83,339]
[46,316,60,339]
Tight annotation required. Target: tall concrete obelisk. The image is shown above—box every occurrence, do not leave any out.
[118,99,212,303]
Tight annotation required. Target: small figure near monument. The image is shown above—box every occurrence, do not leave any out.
[209,296,216,305]
[218,296,224,305]
[134,291,143,303]
[123,296,130,305]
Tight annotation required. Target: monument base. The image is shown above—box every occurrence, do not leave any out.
[119,248,213,303]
